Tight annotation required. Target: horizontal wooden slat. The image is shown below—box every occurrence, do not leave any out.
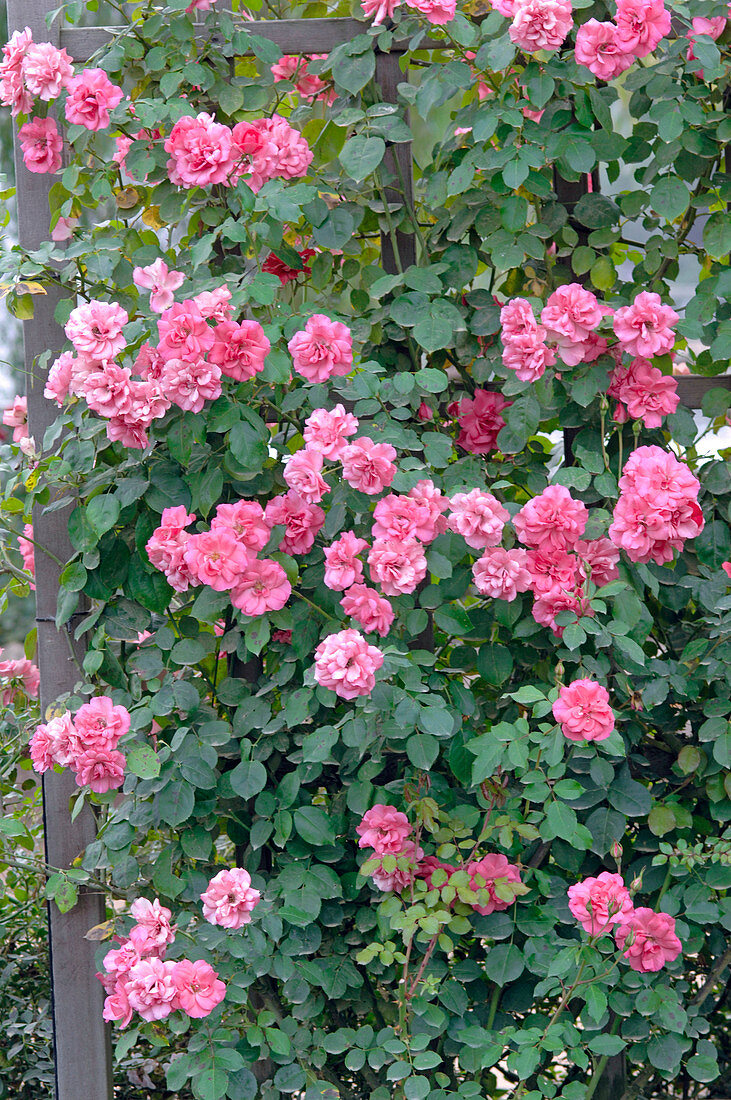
[676,374,731,409]
[59,17,417,60]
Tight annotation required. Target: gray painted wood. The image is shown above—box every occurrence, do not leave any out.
[6,0,114,1096]
[376,48,417,274]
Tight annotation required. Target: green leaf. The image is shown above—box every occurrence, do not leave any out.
[413,315,452,352]
[51,880,79,913]
[484,944,524,985]
[331,48,375,95]
[229,760,267,799]
[193,1066,229,1100]
[125,742,160,780]
[86,495,120,537]
[406,733,439,770]
[434,605,472,635]
[477,645,513,686]
[704,212,731,260]
[588,1035,626,1056]
[294,805,335,845]
[340,135,386,181]
[157,780,195,827]
[687,1053,720,1084]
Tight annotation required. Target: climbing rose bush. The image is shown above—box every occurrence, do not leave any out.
[2,0,731,1097]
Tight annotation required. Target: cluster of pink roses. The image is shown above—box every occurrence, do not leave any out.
[553,678,614,742]
[101,870,259,1027]
[568,872,681,973]
[361,0,456,29]
[270,54,334,103]
[575,0,671,81]
[46,285,270,449]
[165,111,312,192]
[29,696,129,792]
[500,286,680,430]
[609,446,704,566]
[0,649,39,706]
[1,28,123,174]
[356,803,524,912]
[100,898,225,1028]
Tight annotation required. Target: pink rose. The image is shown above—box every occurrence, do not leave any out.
[208,319,270,382]
[125,957,178,1021]
[361,0,400,24]
[79,364,133,419]
[513,484,588,553]
[3,395,28,444]
[467,854,522,915]
[102,982,133,1028]
[568,872,633,936]
[64,68,123,130]
[368,537,427,596]
[611,357,679,429]
[0,27,34,116]
[473,548,531,601]
[405,0,456,23]
[146,506,196,593]
[29,712,77,772]
[456,389,509,455]
[356,803,411,853]
[509,0,573,52]
[73,747,126,792]
[288,314,353,383]
[158,356,222,413]
[18,522,35,581]
[74,695,130,752]
[44,352,74,405]
[133,259,185,313]
[128,897,176,953]
[171,959,226,1018]
[615,908,681,972]
[264,491,325,555]
[211,500,270,552]
[324,531,368,591]
[230,557,291,616]
[283,448,330,503]
[372,493,435,543]
[21,41,72,99]
[65,300,128,360]
[614,0,670,58]
[165,112,235,187]
[304,405,359,459]
[341,437,397,495]
[193,286,233,322]
[540,283,604,366]
[246,114,313,191]
[183,528,250,591]
[18,116,62,173]
[340,584,394,637]
[553,678,614,742]
[500,298,539,342]
[502,332,556,382]
[447,488,510,550]
[369,840,423,892]
[613,291,678,358]
[201,867,261,929]
[408,479,449,541]
[575,19,634,81]
[313,628,384,699]
[157,300,214,362]
[575,538,619,589]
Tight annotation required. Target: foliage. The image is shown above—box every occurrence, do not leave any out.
[1,0,731,1099]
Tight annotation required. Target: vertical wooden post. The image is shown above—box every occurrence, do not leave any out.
[6,1,114,1097]
[375,46,417,273]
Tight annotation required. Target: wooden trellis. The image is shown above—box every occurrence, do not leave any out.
[6,3,730,1097]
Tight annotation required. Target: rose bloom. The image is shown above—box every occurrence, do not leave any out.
[211,500,270,552]
[553,678,614,742]
[102,982,133,1028]
[568,872,633,936]
[3,395,27,443]
[288,314,353,383]
[406,0,456,24]
[101,939,142,986]
[614,357,679,429]
[193,286,233,322]
[533,588,592,638]
[540,283,604,366]
[502,332,556,382]
[65,300,128,360]
[500,298,539,341]
[575,19,634,81]
[0,27,34,116]
[201,867,261,929]
[79,363,133,419]
[447,488,510,550]
[183,528,250,591]
[283,448,330,503]
[513,484,588,553]
[45,351,74,405]
[473,548,531,602]
[231,557,291,616]
[416,856,458,891]
[125,957,178,1022]
[29,712,78,773]
[368,537,427,596]
[74,695,130,752]
[18,522,35,582]
[575,537,620,588]
[262,248,316,284]
[372,494,432,543]
[324,531,368,591]
[467,854,522,915]
[340,584,395,637]
[264,491,325,555]
[408,479,448,541]
[509,0,573,52]
[613,291,679,358]
[456,389,509,455]
[18,116,62,173]
[369,840,424,892]
[133,259,185,313]
[361,0,400,25]
[209,319,270,382]
[158,356,222,413]
[341,437,397,495]
[128,897,176,953]
[247,114,313,191]
[64,68,123,130]
[614,0,670,58]
[615,908,682,972]
[304,404,359,459]
[356,803,411,854]
[171,960,226,1019]
[157,300,214,362]
[313,627,384,700]
[21,41,73,99]
[73,747,126,793]
[165,112,235,187]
